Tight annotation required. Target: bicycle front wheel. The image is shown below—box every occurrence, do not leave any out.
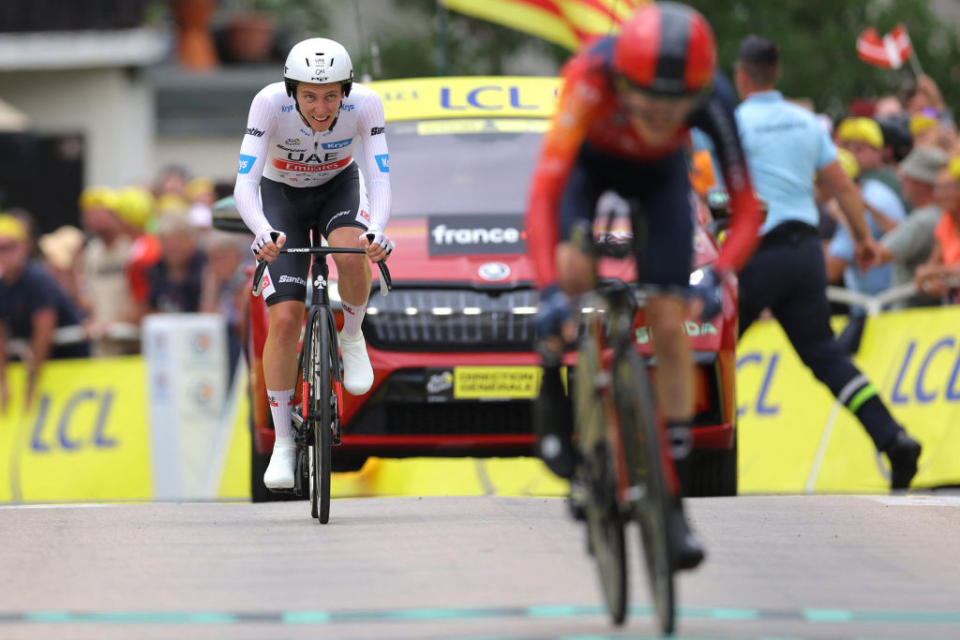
[309,310,333,524]
[614,347,675,635]
[574,323,628,625]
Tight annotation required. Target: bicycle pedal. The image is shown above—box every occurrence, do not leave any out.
[291,413,304,429]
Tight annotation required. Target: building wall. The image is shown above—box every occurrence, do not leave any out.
[2,67,155,188]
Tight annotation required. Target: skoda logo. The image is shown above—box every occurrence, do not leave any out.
[478,262,510,281]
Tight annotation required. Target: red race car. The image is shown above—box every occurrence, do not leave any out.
[216,77,738,501]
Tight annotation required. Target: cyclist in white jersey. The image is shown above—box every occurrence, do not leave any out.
[234,37,394,490]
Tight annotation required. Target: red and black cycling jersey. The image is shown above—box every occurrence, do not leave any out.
[526,36,762,288]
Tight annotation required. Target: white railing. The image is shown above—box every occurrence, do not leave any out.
[825,284,919,316]
[826,276,960,316]
[6,322,140,360]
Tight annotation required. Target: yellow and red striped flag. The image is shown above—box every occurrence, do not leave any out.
[440,0,649,51]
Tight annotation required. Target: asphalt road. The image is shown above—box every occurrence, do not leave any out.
[1,494,959,640]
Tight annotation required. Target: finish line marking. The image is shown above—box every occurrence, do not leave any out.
[2,606,960,626]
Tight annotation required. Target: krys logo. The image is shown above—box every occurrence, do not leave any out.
[321,138,353,150]
[428,214,525,256]
[238,154,256,174]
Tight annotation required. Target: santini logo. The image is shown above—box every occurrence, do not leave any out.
[431,224,520,245]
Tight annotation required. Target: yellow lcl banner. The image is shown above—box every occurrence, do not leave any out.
[737,307,960,493]
[369,76,562,122]
[2,306,958,502]
[0,357,152,502]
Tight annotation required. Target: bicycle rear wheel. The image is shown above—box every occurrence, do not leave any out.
[573,324,628,625]
[614,347,675,635]
[308,310,333,524]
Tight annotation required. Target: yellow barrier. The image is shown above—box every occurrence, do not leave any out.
[4,305,958,503]
[0,357,152,502]
[737,307,960,493]
[331,457,567,498]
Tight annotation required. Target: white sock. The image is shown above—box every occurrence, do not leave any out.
[341,300,367,336]
[267,388,295,439]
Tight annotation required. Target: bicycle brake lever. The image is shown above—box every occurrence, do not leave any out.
[376,261,392,297]
[252,260,267,296]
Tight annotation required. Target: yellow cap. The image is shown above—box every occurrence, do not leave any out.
[836,148,860,180]
[910,114,938,136]
[156,194,189,215]
[836,117,884,149]
[948,156,960,181]
[115,186,155,231]
[183,177,215,202]
[79,186,120,211]
[0,214,27,242]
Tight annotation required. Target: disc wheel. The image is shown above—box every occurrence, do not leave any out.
[308,311,332,524]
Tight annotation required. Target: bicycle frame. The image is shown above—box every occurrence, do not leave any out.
[584,281,652,510]
[574,277,677,631]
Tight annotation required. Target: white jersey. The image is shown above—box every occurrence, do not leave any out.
[234,81,391,237]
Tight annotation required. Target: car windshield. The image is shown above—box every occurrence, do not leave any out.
[383,119,545,217]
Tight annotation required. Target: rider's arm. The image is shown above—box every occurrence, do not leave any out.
[355,91,391,232]
[526,54,600,289]
[688,75,762,274]
[234,88,278,238]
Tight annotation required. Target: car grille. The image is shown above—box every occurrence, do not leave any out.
[363,287,539,351]
[364,402,533,436]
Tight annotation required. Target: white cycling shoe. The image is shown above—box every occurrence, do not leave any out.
[263,436,296,490]
[339,330,374,395]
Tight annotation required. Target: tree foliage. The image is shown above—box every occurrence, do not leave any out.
[360,0,567,79]
[685,0,960,115]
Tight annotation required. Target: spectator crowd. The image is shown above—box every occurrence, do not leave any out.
[0,167,251,410]
[810,74,960,351]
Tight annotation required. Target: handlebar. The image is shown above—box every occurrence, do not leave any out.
[590,278,646,311]
[252,244,392,298]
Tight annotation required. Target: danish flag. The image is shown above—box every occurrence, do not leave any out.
[856,24,912,70]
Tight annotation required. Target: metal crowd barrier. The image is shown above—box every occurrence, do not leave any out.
[6,322,140,360]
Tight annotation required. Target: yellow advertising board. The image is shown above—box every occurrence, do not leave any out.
[4,306,958,504]
[0,357,152,502]
[737,307,960,493]
[368,76,561,122]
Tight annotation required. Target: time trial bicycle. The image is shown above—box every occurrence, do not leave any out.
[566,211,677,633]
[252,229,391,523]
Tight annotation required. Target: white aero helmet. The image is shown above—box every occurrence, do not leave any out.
[284,37,354,98]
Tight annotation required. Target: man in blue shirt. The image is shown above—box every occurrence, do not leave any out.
[0,214,89,412]
[733,36,921,490]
